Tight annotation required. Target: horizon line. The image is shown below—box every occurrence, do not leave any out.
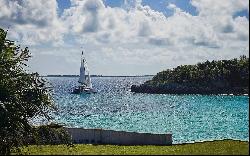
[42,74,154,77]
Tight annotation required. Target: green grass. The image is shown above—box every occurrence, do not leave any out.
[12,139,249,155]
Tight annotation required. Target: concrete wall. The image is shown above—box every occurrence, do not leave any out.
[66,128,172,145]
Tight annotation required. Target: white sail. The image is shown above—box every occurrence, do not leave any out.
[78,52,86,85]
[72,50,96,94]
[78,51,93,88]
[78,63,85,84]
[86,70,92,88]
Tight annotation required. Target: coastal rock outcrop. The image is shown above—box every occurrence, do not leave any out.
[131,84,248,95]
[131,56,249,95]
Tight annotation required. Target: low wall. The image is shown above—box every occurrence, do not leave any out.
[66,128,172,145]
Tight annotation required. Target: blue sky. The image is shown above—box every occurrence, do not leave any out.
[0,0,249,75]
[57,0,249,18]
[56,0,199,17]
[57,0,71,14]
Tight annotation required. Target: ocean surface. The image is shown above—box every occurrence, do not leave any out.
[38,77,249,144]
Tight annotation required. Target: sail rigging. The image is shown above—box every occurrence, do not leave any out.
[78,51,92,88]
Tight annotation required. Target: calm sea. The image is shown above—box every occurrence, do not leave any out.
[38,77,249,144]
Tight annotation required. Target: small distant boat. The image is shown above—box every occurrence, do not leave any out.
[72,51,97,94]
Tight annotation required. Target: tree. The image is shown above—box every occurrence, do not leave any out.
[134,54,249,95]
[0,28,63,154]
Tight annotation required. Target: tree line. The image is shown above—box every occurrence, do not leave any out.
[132,56,249,95]
[147,56,249,88]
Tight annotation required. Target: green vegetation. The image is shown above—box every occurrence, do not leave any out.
[0,28,70,154]
[132,56,249,95]
[12,140,249,155]
[149,56,249,87]
[31,123,71,145]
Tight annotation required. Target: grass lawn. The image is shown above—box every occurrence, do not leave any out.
[12,139,249,155]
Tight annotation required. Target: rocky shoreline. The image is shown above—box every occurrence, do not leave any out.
[131,84,249,96]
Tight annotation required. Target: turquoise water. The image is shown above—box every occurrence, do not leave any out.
[43,77,248,144]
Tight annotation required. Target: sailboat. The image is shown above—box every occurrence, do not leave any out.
[71,51,97,94]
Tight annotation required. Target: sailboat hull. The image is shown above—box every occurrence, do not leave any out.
[71,87,97,94]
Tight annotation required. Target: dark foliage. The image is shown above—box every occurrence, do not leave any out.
[0,28,71,155]
[132,56,249,95]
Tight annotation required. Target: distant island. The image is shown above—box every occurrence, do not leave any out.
[131,56,249,95]
[44,75,154,77]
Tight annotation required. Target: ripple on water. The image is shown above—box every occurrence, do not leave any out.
[34,77,249,144]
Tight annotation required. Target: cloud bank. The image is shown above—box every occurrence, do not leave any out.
[0,0,249,75]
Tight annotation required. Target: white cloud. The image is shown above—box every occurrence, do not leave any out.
[0,0,66,45]
[0,0,249,75]
[167,3,177,10]
[191,0,249,34]
[191,0,249,16]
